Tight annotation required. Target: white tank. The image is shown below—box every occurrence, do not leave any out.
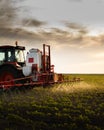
[22,48,42,76]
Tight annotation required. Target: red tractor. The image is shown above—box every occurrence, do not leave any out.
[0,43,62,89]
[0,44,25,86]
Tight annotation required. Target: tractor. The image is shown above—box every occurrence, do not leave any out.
[0,42,62,89]
[0,43,26,86]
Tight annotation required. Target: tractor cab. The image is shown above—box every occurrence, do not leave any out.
[0,45,25,67]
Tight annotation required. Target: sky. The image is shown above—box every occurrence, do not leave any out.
[0,0,104,73]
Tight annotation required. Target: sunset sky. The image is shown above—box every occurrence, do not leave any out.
[0,0,104,73]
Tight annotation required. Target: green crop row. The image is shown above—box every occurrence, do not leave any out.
[0,74,104,130]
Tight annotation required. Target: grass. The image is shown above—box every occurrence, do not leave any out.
[0,74,104,130]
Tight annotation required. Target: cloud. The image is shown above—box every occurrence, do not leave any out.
[37,28,72,44]
[1,25,104,49]
[22,19,46,27]
[0,2,104,51]
[64,22,89,35]
[0,0,85,46]
[0,27,43,41]
[0,0,47,43]
[0,0,16,27]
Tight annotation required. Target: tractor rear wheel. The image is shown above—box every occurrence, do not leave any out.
[0,67,18,88]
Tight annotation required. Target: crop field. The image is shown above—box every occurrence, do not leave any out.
[0,74,104,130]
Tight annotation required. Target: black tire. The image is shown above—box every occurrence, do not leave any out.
[0,66,19,87]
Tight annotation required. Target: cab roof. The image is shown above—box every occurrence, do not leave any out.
[0,45,25,50]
